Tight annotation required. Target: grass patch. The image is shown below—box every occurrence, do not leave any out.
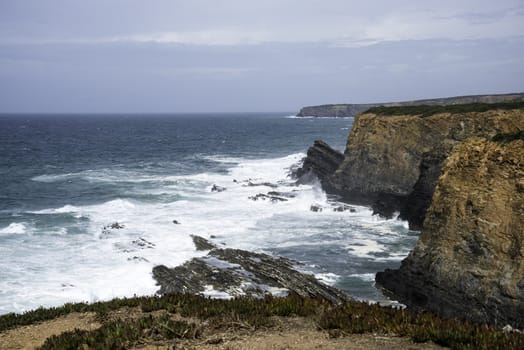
[1,294,523,349]
[39,314,200,350]
[318,302,524,350]
[365,100,524,117]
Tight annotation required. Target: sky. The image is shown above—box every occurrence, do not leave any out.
[0,0,523,113]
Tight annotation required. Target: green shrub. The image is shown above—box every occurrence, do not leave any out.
[366,100,524,117]
[1,294,523,349]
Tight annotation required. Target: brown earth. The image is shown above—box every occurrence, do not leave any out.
[0,310,444,350]
[0,312,100,350]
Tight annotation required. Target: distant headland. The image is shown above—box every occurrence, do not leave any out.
[296,92,524,118]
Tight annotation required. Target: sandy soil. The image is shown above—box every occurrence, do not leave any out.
[0,311,444,350]
[0,312,100,350]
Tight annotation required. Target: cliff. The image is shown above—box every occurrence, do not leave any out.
[376,136,524,327]
[294,140,344,189]
[327,103,524,227]
[296,92,524,118]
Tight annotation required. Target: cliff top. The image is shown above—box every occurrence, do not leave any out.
[297,92,524,118]
[365,100,524,118]
[3,293,524,349]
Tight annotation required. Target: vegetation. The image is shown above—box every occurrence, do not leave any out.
[1,294,523,349]
[492,130,524,143]
[365,100,524,117]
[39,314,199,350]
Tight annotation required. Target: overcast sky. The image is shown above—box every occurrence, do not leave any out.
[0,0,523,113]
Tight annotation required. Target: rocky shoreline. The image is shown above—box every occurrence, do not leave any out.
[295,100,524,327]
[153,235,350,304]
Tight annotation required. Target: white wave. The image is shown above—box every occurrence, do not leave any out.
[348,273,376,282]
[32,204,80,214]
[315,272,340,285]
[202,285,233,299]
[346,239,386,258]
[0,150,416,314]
[0,223,28,235]
[31,173,75,183]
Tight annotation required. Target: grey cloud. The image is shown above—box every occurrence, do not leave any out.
[0,1,523,112]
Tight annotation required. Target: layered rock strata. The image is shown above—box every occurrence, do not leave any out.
[376,136,524,327]
[153,236,350,304]
[294,140,344,190]
[299,106,524,226]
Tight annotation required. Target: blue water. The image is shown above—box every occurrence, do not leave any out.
[0,113,418,314]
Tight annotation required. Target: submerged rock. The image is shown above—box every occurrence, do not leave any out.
[245,181,279,188]
[132,237,156,249]
[153,236,350,304]
[309,205,323,212]
[211,184,226,192]
[333,205,356,213]
[248,193,288,202]
[376,137,524,327]
[191,235,217,251]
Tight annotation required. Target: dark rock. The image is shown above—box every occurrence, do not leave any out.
[128,256,150,262]
[399,149,448,230]
[333,205,356,213]
[376,137,524,328]
[132,237,156,249]
[110,222,125,229]
[191,235,217,251]
[245,181,278,188]
[153,236,350,303]
[294,140,344,190]
[267,191,297,198]
[249,193,288,202]
[371,193,405,219]
[310,205,323,212]
[172,220,181,225]
[211,184,226,192]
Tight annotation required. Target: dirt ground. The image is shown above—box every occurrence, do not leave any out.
[0,311,445,350]
[0,312,100,350]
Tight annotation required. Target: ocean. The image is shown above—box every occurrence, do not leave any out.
[0,113,419,315]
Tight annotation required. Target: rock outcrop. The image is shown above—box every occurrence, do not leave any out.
[315,104,524,225]
[153,236,350,304]
[296,93,524,118]
[294,140,344,189]
[376,136,524,327]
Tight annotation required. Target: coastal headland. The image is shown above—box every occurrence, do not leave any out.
[1,96,523,349]
[296,98,524,329]
[296,93,524,118]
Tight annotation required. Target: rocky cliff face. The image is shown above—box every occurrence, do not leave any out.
[296,93,524,118]
[330,107,524,225]
[376,136,524,327]
[293,140,344,189]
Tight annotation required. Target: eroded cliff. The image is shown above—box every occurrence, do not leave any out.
[376,136,524,327]
[330,106,524,226]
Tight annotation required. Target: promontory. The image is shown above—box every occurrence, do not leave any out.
[296,98,524,327]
